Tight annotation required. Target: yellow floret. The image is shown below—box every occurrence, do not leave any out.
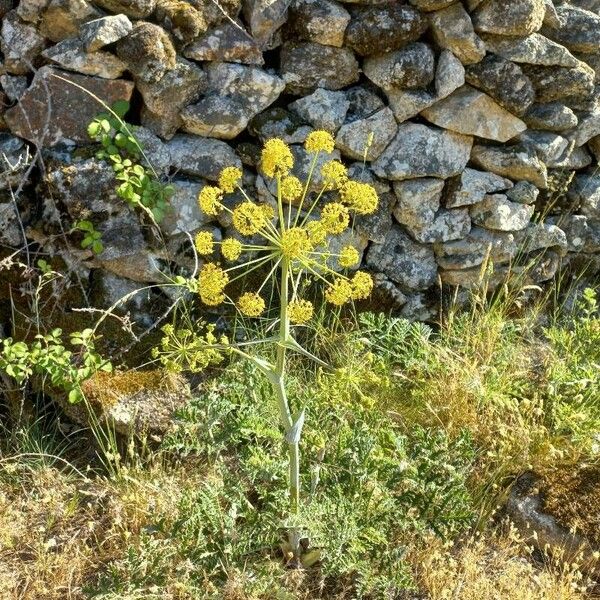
[339,245,360,268]
[194,231,214,255]
[198,263,229,306]
[261,138,294,178]
[307,220,327,247]
[325,277,353,306]
[232,201,268,236]
[280,175,303,202]
[198,186,223,216]
[321,160,348,190]
[237,292,265,317]
[340,181,379,215]
[305,130,335,154]
[288,299,314,324]
[221,238,242,261]
[320,202,350,235]
[218,166,242,193]
[351,271,373,300]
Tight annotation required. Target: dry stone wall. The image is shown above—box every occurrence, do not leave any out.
[1,0,600,323]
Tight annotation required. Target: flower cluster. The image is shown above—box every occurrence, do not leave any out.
[193,132,377,320]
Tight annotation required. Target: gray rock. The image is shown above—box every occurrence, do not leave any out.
[184,21,263,65]
[522,61,595,103]
[568,173,600,219]
[289,88,349,132]
[470,194,535,231]
[470,144,548,189]
[1,11,46,74]
[400,292,437,322]
[153,0,208,43]
[589,135,600,161]
[79,14,133,52]
[16,0,49,23]
[548,214,600,253]
[325,227,369,271]
[249,107,312,143]
[282,144,341,192]
[42,38,127,79]
[506,181,539,205]
[90,0,155,18]
[393,178,444,231]
[542,6,600,53]
[366,225,438,291]
[373,123,472,181]
[465,55,535,116]
[136,57,207,140]
[344,85,385,123]
[39,0,101,42]
[371,273,407,311]
[160,178,214,236]
[407,0,454,10]
[473,0,546,36]
[363,42,435,91]
[515,222,568,255]
[166,134,242,180]
[181,96,250,139]
[435,50,466,98]
[5,66,134,146]
[578,51,600,79]
[422,86,527,143]
[354,190,395,243]
[0,199,23,246]
[440,264,509,288]
[132,126,171,175]
[523,102,578,131]
[243,0,290,48]
[335,107,397,161]
[434,227,518,270]
[429,3,486,65]
[0,74,28,102]
[288,0,351,48]
[518,130,569,163]
[445,168,513,208]
[280,42,359,95]
[345,4,427,57]
[115,21,176,84]
[568,109,600,146]
[481,32,579,67]
[547,144,592,169]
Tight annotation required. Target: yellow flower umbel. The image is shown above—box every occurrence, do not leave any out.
[320,202,350,235]
[237,292,265,317]
[194,231,214,256]
[321,160,348,190]
[339,245,360,268]
[261,138,294,178]
[219,166,242,193]
[340,181,379,215]
[198,263,229,306]
[198,186,223,216]
[351,271,373,300]
[221,237,242,261]
[280,175,303,203]
[288,299,314,324]
[233,201,269,236]
[325,278,353,306]
[305,130,335,154]
[280,227,313,260]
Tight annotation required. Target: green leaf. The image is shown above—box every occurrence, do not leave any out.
[87,121,100,138]
[112,100,130,118]
[92,240,104,254]
[68,388,83,404]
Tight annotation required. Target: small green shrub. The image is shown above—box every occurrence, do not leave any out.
[74,219,104,255]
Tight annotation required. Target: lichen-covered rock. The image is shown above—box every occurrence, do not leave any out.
[345,85,385,122]
[288,0,350,48]
[91,0,155,18]
[518,130,569,164]
[243,0,290,48]
[289,88,349,132]
[16,0,48,23]
[42,38,127,79]
[345,4,427,57]
[521,61,595,104]
[363,42,435,91]
[1,11,46,74]
[166,134,242,180]
[184,21,263,65]
[137,57,206,140]
[280,41,359,94]
[435,49,466,98]
[335,107,397,161]
[154,0,208,42]
[181,96,250,139]
[548,145,592,170]
[421,86,527,142]
[429,3,486,65]
[325,227,368,271]
[470,194,535,231]
[0,74,28,102]
[115,21,176,84]
[5,66,134,146]
[407,0,454,11]
[568,109,600,146]
[523,102,578,131]
[444,168,513,208]
[393,178,444,231]
[542,5,600,53]
[39,0,101,42]
[160,178,214,236]
[465,55,535,116]
[473,0,546,36]
[515,222,568,255]
[373,123,472,181]
[568,173,600,219]
[79,14,133,52]
[481,32,579,67]
[366,225,438,291]
[506,180,539,205]
[249,107,311,143]
[549,214,600,253]
[471,143,548,188]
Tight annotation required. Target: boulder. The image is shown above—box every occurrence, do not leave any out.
[5,66,134,146]
[249,107,312,143]
[470,194,535,231]
[335,107,397,161]
[542,5,600,53]
[422,86,527,143]
[115,21,176,84]
[444,168,513,208]
[180,96,250,139]
[472,0,546,36]
[366,225,438,291]
[435,50,466,98]
[523,102,578,131]
[184,21,263,65]
[16,0,49,22]
[1,10,46,74]
[521,61,595,104]
[345,85,385,122]
[514,222,568,255]
[42,38,127,79]
[548,214,600,253]
[373,123,472,181]
[429,3,486,65]
[547,145,592,170]
[153,0,208,43]
[506,181,539,205]
[568,173,600,219]
[568,109,600,146]
[407,0,454,10]
[160,178,214,236]
[90,0,155,18]
[465,55,535,116]
[289,88,349,132]
[518,130,569,163]
[79,14,133,52]
[471,143,548,188]
[0,74,28,102]
[393,178,444,231]
[280,41,359,95]
[363,42,435,91]
[38,0,101,42]
[344,4,427,57]
[288,0,351,48]
[243,0,290,48]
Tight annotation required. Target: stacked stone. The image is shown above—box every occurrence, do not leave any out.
[0,0,599,319]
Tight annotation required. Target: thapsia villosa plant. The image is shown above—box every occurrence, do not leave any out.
[154,131,379,560]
